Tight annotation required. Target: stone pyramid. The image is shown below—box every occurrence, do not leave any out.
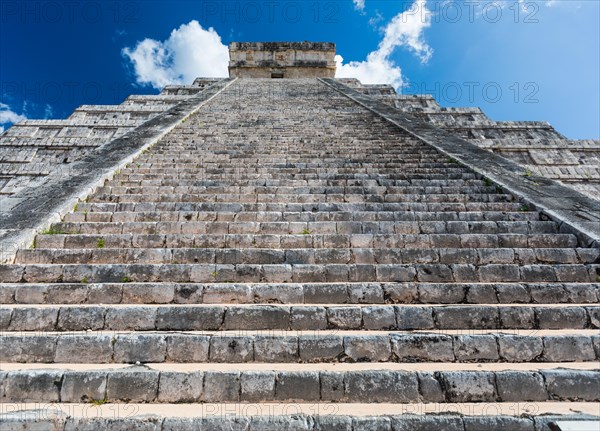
[0,42,598,431]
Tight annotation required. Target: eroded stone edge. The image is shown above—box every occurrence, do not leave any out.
[0,78,236,263]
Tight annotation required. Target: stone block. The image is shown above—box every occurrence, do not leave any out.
[209,335,253,362]
[9,307,57,331]
[291,306,328,330]
[496,371,547,401]
[345,371,418,403]
[536,307,587,329]
[3,370,63,402]
[463,416,534,431]
[392,334,454,362]
[391,416,464,431]
[498,335,543,362]
[275,371,320,401]
[202,371,240,402]
[543,370,600,401]
[454,335,499,361]
[158,371,203,402]
[344,335,391,362]
[155,306,223,330]
[106,367,159,402]
[166,334,210,362]
[417,372,445,402]
[439,371,497,402]
[57,306,105,330]
[543,336,595,361]
[0,335,56,363]
[113,334,166,363]
[240,371,276,402]
[327,307,362,329]
[105,306,157,330]
[382,283,418,303]
[61,371,107,403]
[55,334,113,363]
[395,306,434,329]
[254,335,298,362]
[224,305,290,330]
[362,306,396,329]
[320,371,344,401]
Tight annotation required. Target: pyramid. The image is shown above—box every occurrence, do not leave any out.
[0,42,599,431]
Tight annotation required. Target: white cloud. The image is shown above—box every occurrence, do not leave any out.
[44,104,54,119]
[0,103,27,130]
[353,0,365,11]
[336,53,404,88]
[122,20,229,89]
[336,0,432,88]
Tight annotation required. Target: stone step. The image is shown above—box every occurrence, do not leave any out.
[2,282,597,305]
[93,185,501,196]
[111,177,491,187]
[2,263,598,284]
[1,330,597,364]
[70,207,543,222]
[2,404,598,431]
[33,233,579,250]
[87,193,513,204]
[74,201,530,213]
[124,161,466,169]
[115,172,481,182]
[47,220,560,235]
[1,304,598,331]
[16,247,597,266]
[1,363,598,404]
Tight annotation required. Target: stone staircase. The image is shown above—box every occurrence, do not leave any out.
[1,78,599,430]
[339,79,600,202]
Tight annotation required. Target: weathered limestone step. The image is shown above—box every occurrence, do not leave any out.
[16,247,597,266]
[2,303,598,331]
[2,330,598,364]
[111,177,492,187]
[87,192,512,204]
[46,219,562,235]
[2,282,597,305]
[114,165,476,173]
[1,363,598,403]
[1,263,598,284]
[2,404,598,431]
[72,201,533,213]
[33,233,579,251]
[69,207,544,223]
[93,184,502,196]
[114,171,481,181]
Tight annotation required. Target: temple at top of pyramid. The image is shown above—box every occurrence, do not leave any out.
[228,41,337,78]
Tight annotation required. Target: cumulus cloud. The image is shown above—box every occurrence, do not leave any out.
[353,0,365,11]
[122,20,229,89]
[336,0,432,88]
[0,103,27,132]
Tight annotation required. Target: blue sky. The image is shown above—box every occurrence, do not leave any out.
[1,0,598,138]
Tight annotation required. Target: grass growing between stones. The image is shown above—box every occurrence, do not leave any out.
[41,226,70,235]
